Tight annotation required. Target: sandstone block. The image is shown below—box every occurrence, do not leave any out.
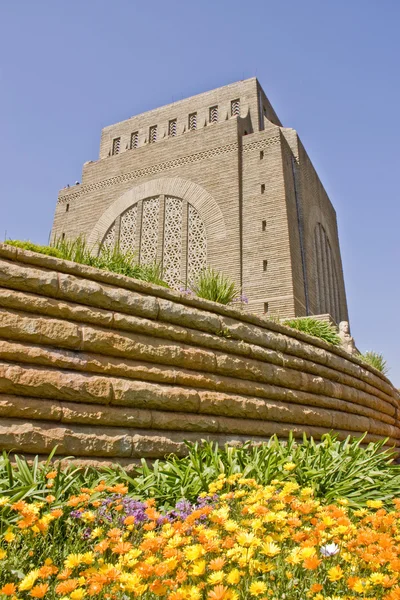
[0,394,62,421]
[112,378,200,412]
[0,362,113,404]
[0,419,67,454]
[58,273,158,319]
[0,259,59,297]
[61,401,152,428]
[158,298,221,333]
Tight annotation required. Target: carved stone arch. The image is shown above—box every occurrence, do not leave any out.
[87,177,226,247]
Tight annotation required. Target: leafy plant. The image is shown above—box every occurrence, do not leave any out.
[118,434,400,509]
[360,350,388,374]
[282,317,341,345]
[190,268,242,305]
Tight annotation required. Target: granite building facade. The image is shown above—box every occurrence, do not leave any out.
[51,78,348,322]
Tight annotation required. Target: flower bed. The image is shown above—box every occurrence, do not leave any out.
[1,474,400,599]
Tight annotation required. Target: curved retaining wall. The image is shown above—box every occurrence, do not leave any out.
[0,243,399,467]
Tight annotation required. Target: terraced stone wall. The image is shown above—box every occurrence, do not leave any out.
[0,244,398,467]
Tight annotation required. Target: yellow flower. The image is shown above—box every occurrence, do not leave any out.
[369,573,385,585]
[226,569,241,585]
[249,581,267,596]
[366,499,383,509]
[19,569,40,591]
[283,462,296,471]
[262,542,280,557]
[299,546,316,559]
[4,530,15,543]
[327,565,343,582]
[224,520,239,532]
[64,554,84,569]
[0,549,6,560]
[236,531,259,548]
[0,498,8,507]
[207,571,225,585]
[190,560,206,576]
[70,589,85,600]
[184,544,205,561]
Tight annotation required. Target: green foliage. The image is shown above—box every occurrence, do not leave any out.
[5,240,64,259]
[5,237,169,288]
[360,350,388,374]
[122,434,400,509]
[282,317,341,345]
[0,436,399,518]
[190,267,241,305]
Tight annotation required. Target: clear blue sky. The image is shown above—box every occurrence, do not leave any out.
[1,1,399,385]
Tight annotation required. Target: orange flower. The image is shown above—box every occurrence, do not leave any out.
[46,471,57,479]
[94,539,110,553]
[88,582,103,596]
[209,557,226,571]
[55,579,80,594]
[208,585,230,600]
[38,565,58,578]
[112,542,132,555]
[150,580,167,595]
[11,500,27,512]
[124,515,135,526]
[303,557,321,570]
[56,568,72,581]
[106,528,122,539]
[310,583,323,593]
[30,583,49,598]
[0,583,17,595]
[107,484,128,495]
[145,507,161,521]
[45,495,55,503]
[51,509,63,518]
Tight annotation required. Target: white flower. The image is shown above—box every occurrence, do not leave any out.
[320,542,340,557]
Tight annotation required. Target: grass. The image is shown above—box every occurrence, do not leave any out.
[282,317,341,346]
[359,350,388,374]
[4,237,169,288]
[190,268,242,305]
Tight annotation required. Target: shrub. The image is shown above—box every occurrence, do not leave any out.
[190,268,242,305]
[282,317,341,345]
[360,350,388,374]
[4,238,169,288]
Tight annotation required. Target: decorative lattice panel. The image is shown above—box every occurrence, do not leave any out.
[140,197,160,264]
[231,99,240,117]
[130,131,138,149]
[209,105,218,123]
[163,197,183,287]
[102,223,116,251]
[112,138,120,155]
[169,119,177,137]
[189,113,197,131]
[187,204,207,284]
[120,204,138,253]
[149,125,157,143]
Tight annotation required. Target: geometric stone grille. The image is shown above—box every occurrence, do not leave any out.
[163,197,183,287]
[209,106,218,123]
[140,197,159,264]
[187,204,207,284]
[120,203,138,254]
[231,99,240,117]
[102,223,116,251]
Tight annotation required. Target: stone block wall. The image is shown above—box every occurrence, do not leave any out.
[0,244,398,467]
